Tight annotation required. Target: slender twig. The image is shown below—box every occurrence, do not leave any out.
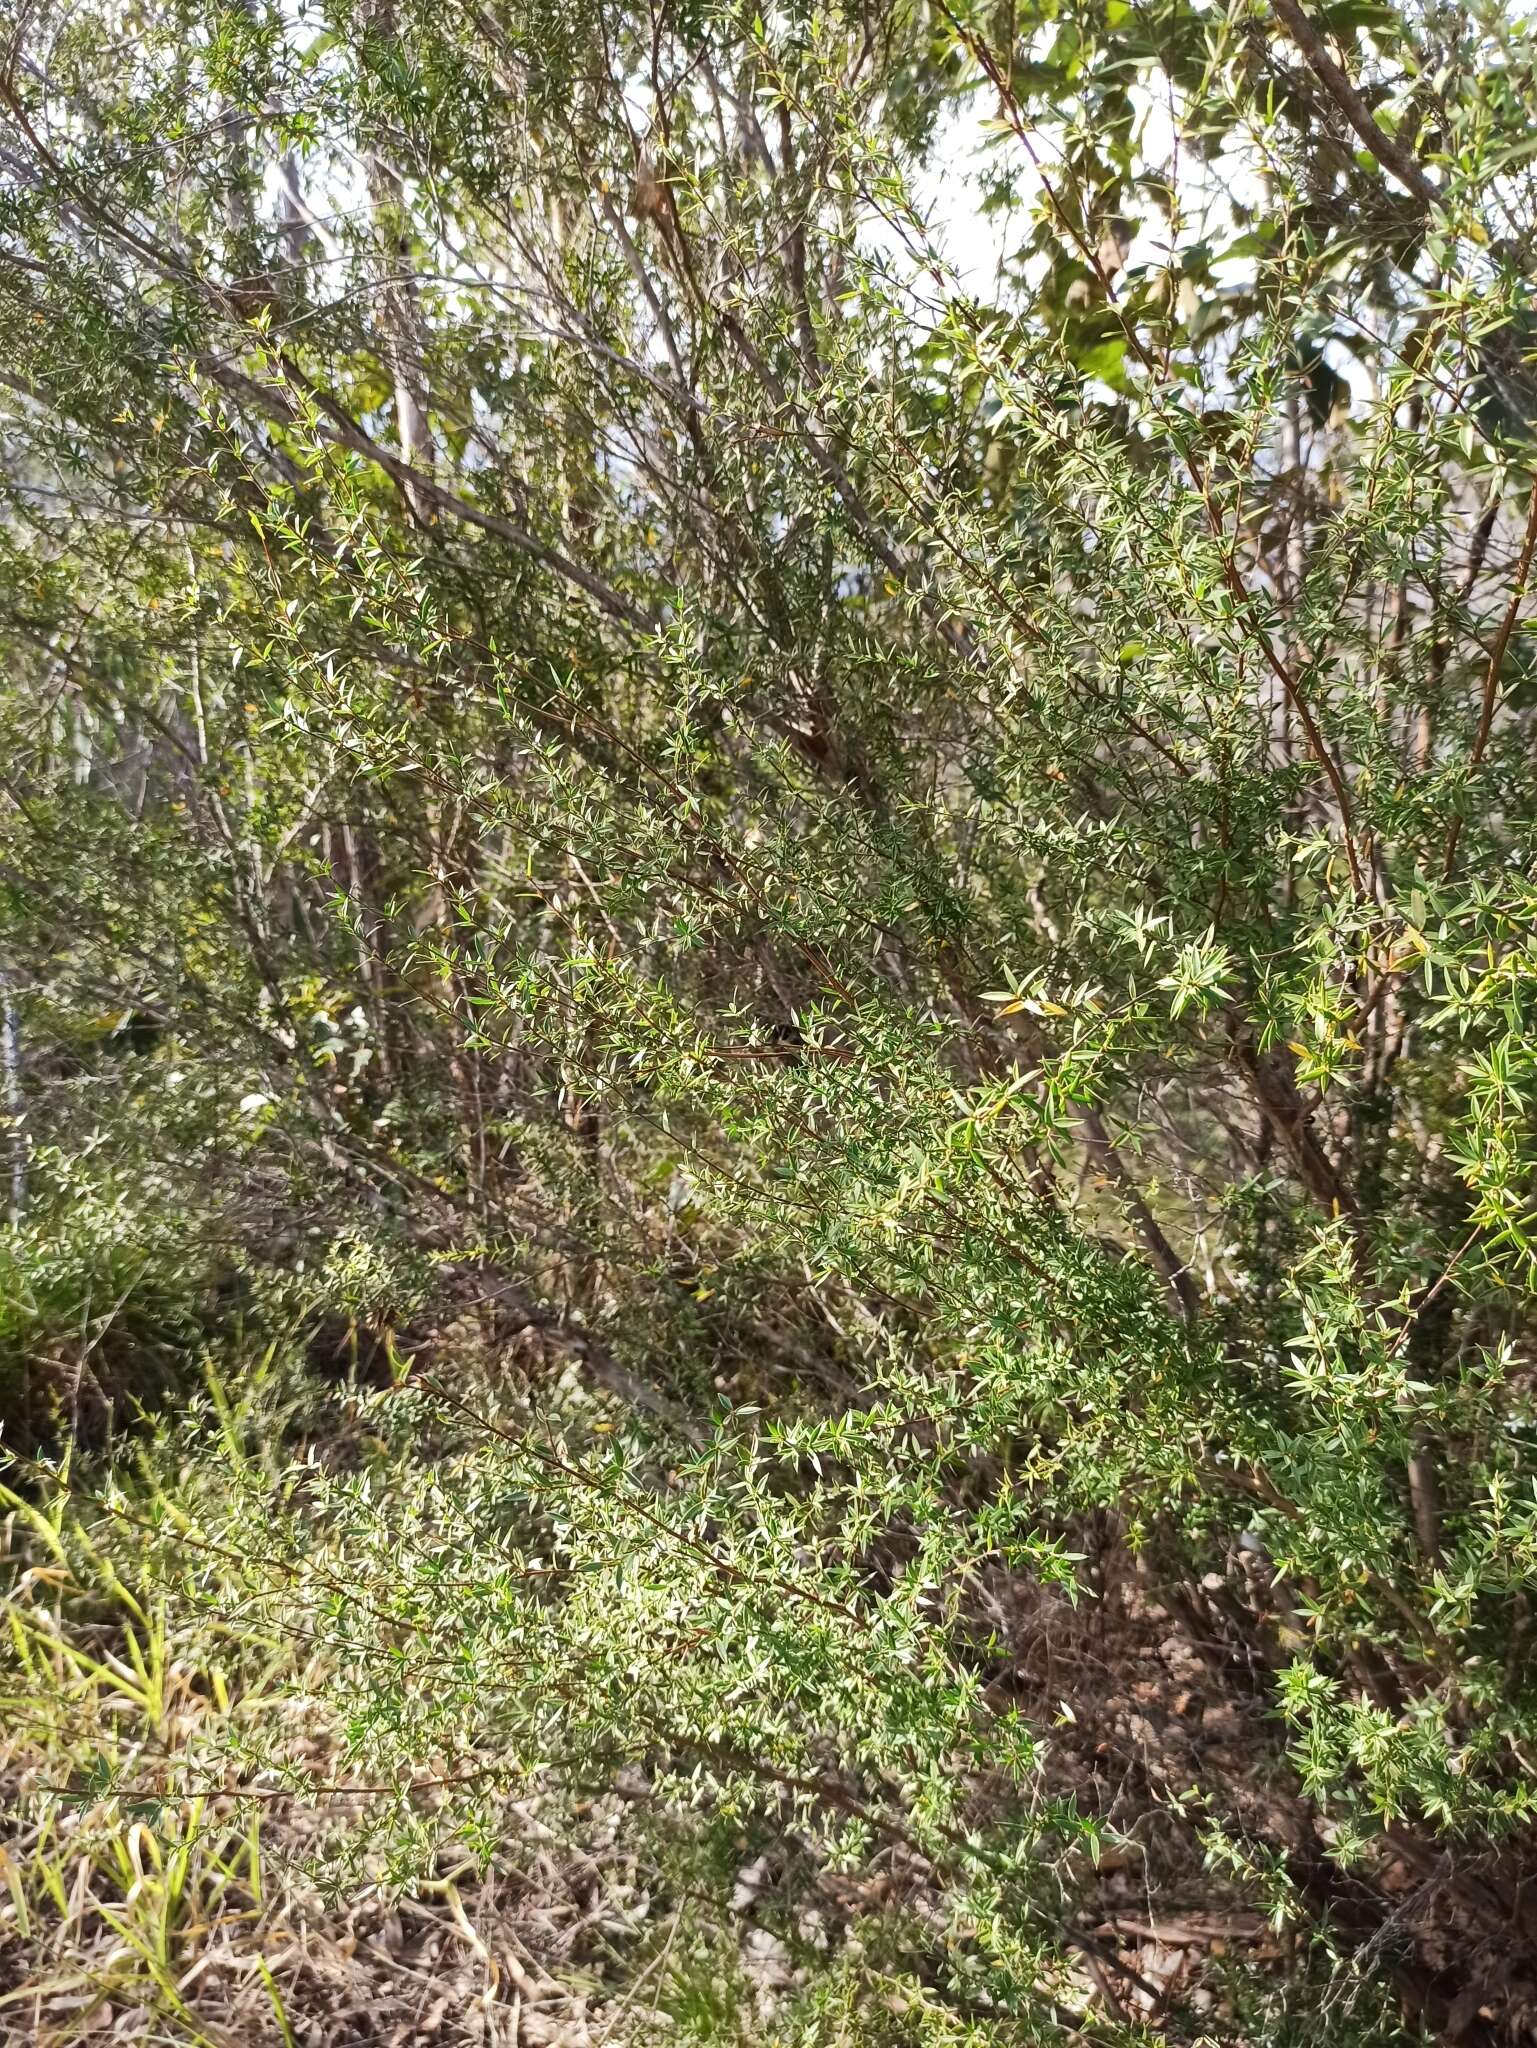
[1443,480,1537,878]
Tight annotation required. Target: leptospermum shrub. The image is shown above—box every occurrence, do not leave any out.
[5,0,1537,2036]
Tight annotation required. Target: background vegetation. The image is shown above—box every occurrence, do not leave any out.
[4,0,1537,2037]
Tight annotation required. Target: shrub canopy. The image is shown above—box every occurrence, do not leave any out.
[5,0,1537,2038]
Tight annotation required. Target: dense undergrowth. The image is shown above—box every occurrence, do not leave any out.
[0,1319,1426,2047]
[6,0,1537,2039]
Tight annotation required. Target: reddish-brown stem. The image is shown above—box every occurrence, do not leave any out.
[1442,480,1537,877]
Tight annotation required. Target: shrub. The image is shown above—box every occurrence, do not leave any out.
[4,0,1537,2035]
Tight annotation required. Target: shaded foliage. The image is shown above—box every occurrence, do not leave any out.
[5,0,1537,2038]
